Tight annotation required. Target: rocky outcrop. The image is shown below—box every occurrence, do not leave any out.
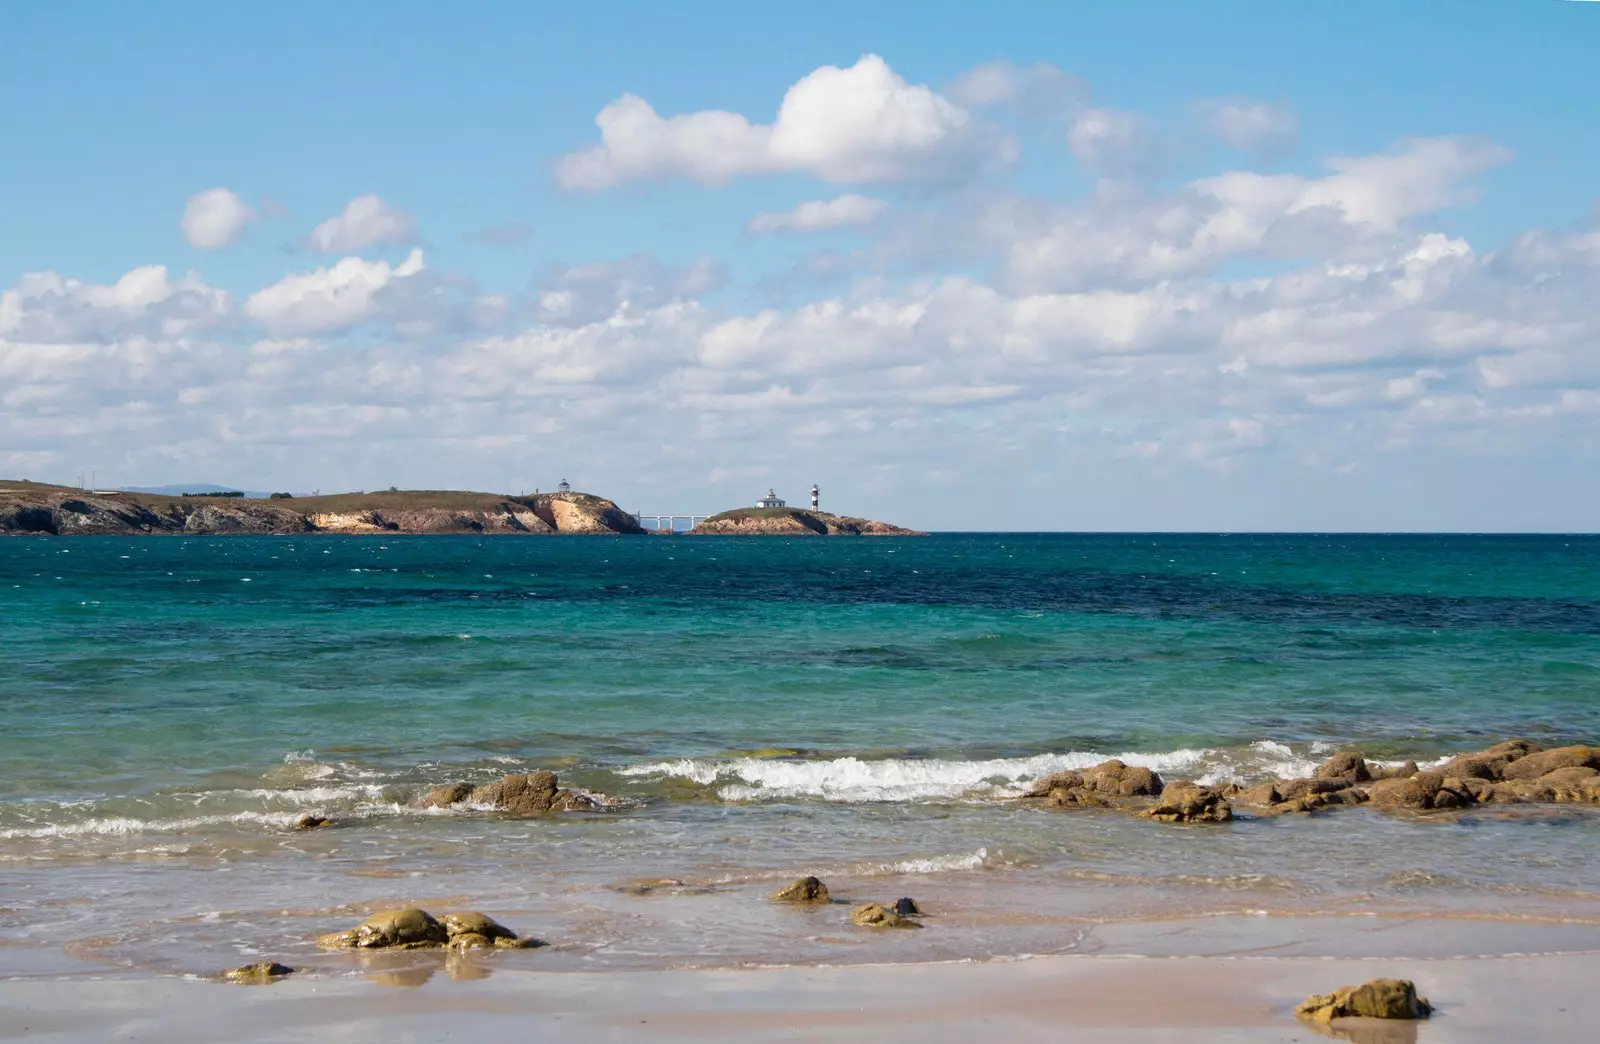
[1025,759,1165,809]
[1231,742,1600,817]
[467,771,600,814]
[688,507,924,536]
[1296,979,1432,1022]
[318,908,540,951]
[420,782,475,808]
[770,876,830,903]
[0,483,645,536]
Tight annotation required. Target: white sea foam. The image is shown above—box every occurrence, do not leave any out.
[620,749,1215,803]
[0,810,307,840]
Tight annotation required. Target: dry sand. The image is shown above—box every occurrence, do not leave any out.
[1,951,1593,1043]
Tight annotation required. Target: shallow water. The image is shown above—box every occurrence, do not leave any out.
[2,533,1599,976]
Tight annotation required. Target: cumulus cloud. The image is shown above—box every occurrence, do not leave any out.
[1198,98,1299,152]
[747,194,890,234]
[304,195,418,253]
[0,265,230,343]
[556,55,1000,189]
[243,248,426,335]
[944,60,1084,115]
[180,188,255,250]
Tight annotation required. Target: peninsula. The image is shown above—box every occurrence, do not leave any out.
[0,481,645,536]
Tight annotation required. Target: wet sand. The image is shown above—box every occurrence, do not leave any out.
[1,950,1592,1042]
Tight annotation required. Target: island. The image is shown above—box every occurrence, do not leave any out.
[0,481,645,536]
[688,507,924,536]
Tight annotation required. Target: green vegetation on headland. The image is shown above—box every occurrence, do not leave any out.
[0,481,645,536]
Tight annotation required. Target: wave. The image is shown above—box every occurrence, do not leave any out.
[617,740,1404,802]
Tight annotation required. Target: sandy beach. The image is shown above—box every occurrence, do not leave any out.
[3,948,1594,1043]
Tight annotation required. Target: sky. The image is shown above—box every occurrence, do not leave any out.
[2,1,1599,531]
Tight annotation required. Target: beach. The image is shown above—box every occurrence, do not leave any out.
[3,533,1597,1037]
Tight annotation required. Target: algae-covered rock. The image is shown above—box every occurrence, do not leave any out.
[317,907,449,950]
[1138,781,1233,823]
[770,876,830,903]
[290,813,330,830]
[1295,978,1432,1022]
[420,782,474,808]
[851,902,920,928]
[437,911,539,948]
[222,961,295,984]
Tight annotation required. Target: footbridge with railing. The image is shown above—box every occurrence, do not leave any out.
[630,513,712,533]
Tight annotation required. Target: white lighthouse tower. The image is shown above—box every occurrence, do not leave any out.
[810,483,820,510]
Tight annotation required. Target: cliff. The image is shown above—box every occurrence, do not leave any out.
[0,482,646,536]
[687,506,924,536]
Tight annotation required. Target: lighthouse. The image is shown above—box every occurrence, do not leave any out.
[810,484,820,510]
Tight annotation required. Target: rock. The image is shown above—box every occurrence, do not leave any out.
[1369,772,1474,811]
[851,903,920,928]
[1314,752,1372,784]
[440,912,543,950]
[1235,782,1283,806]
[290,813,330,830]
[467,771,599,815]
[1046,787,1108,808]
[316,907,449,950]
[420,782,474,808]
[1024,770,1083,798]
[1138,782,1232,823]
[770,876,830,903]
[1081,759,1164,797]
[1277,778,1353,803]
[892,897,921,917]
[1295,978,1432,1022]
[1371,759,1420,780]
[222,961,295,984]
[1498,745,1600,781]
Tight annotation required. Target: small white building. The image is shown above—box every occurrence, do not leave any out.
[757,488,786,508]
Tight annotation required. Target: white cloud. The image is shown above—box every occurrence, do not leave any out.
[0,265,230,343]
[944,60,1083,115]
[1067,108,1159,172]
[180,188,254,250]
[1198,98,1299,152]
[747,195,890,234]
[556,55,998,189]
[243,248,425,335]
[304,195,417,253]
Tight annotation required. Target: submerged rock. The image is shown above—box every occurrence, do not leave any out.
[290,813,330,830]
[1296,978,1432,1022]
[439,911,540,949]
[468,771,600,815]
[892,897,921,917]
[1138,782,1233,823]
[317,907,449,950]
[770,876,830,903]
[222,961,295,984]
[851,903,920,928]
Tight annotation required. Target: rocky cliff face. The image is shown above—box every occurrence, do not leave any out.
[0,484,645,536]
[688,507,924,536]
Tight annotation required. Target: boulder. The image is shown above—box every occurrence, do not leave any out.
[1314,752,1372,784]
[1046,787,1109,808]
[1368,772,1475,812]
[222,961,294,984]
[1138,782,1232,823]
[893,897,921,917]
[1277,778,1353,803]
[316,907,449,950]
[1499,745,1600,782]
[1081,760,1164,797]
[468,771,599,815]
[770,876,830,903]
[851,903,920,928]
[438,911,537,949]
[1235,782,1283,806]
[420,782,474,808]
[1295,978,1432,1022]
[1024,770,1082,798]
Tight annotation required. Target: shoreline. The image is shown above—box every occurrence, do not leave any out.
[4,948,1594,1042]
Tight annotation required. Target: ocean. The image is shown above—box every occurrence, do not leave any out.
[3,533,1600,977]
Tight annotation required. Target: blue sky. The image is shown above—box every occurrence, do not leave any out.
[2,2,1598,529]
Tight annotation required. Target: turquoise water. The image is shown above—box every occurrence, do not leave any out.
[3,533,1599,975]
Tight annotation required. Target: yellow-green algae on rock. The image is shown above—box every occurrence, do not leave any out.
[317,907,541,951]
[1296,978,1432,1022]
[769,876,830,903]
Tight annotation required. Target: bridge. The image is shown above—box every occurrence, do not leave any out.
[631,513,712,533]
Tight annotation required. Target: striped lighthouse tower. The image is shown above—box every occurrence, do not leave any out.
[810,484,819,510]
